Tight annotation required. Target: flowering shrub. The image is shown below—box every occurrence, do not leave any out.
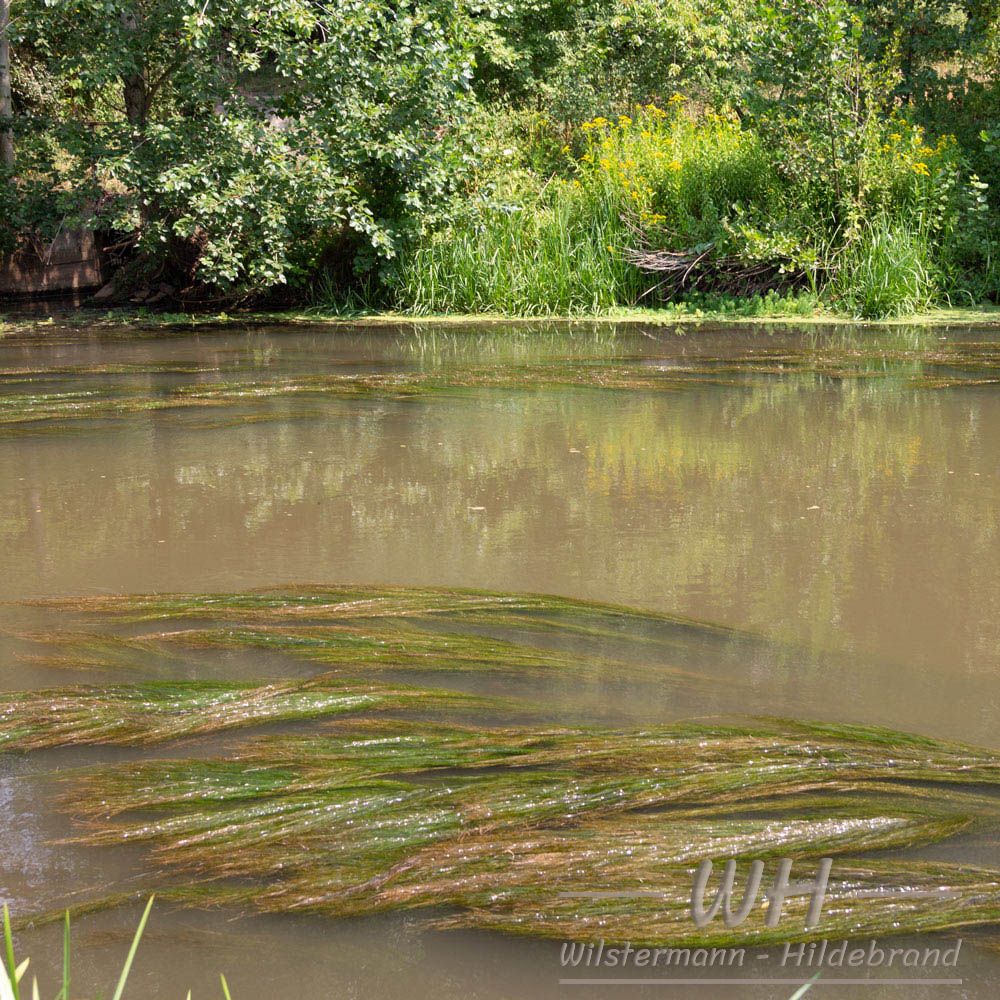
[576,100,779,241]
[572,101,816,287]
[864,122,974,232]
[566,100,993,306]
[848,118,994,304]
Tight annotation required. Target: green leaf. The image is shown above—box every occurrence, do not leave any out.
[110,896,155,1000]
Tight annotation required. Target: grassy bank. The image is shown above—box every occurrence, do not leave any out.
[5,0,997,321]
[3,303,1000,338]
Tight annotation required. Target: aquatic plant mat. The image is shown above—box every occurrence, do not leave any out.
[7,585,1000,947]
[3,327,1000,429]
[11,584,745,688]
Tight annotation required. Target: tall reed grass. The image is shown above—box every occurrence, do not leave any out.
[1,900,154,1000]
[834,220,937,318]
[1,901,234,1000]
[395,180,642,315]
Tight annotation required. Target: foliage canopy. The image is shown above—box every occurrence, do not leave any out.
[0,0,997,312]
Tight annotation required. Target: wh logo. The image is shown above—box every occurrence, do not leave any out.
[690,858,833,930]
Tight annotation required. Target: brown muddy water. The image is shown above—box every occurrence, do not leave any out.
[1,319,999,999]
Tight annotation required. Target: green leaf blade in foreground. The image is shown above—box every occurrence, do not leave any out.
[110,897,154,1000]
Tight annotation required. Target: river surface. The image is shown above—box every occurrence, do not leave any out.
[1,319,998,999]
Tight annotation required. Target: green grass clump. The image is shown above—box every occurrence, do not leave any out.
[834,220,937,319]
[394,180,642,315]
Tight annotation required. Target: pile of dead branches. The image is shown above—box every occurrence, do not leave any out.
[621,218,808,300]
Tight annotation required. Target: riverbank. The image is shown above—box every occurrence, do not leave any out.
[2,303,1000,337]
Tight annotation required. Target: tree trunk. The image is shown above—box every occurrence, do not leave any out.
[119,7,150,234]
[0,0,14,169]
[119,10,147,128]
[123,70,148,129]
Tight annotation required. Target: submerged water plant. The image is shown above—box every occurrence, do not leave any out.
[15,585,748,689]
[26,583,736,629]
[0,676,478,750]
[53,716,1000,946]
[3,337,1000,429]
[8,584,1000,950]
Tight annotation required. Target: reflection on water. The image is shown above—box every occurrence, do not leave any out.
[1,319,1000,999]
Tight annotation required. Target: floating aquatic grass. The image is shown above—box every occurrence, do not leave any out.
[14,585,742,688]
[148,625,597,674]
[440,860,1000,947]
[3,340,1000,427]
[24,584,747,642]
[240,816,983,924]
[52,717,1000,946]
[67,718,1000,835]
[10,631,191,674]
[0,677,479,751]
[0,366,718,428]
[11,624,579,677]
[58,716,1000,823]
[120,624,713,687]
[24,584,652,622]
[11,585,1000,947]
[234,716,1000,788]
[73,779,975,892]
